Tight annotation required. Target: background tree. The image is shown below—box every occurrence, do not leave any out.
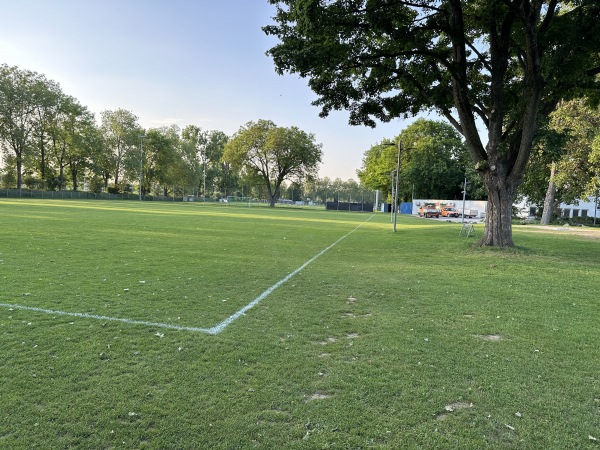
[398,119,466,201]
[100,109,142,191]
[358,119,472,202]
[205,130,232,197]
[181,125,207,196]
[31,77,62,188]
[522,100,600,223]
[590,137,600,215]
[139,126,182,196]
[223,120,322,207]
[45,95,97,191]
[265,0,600,246]
[0,65,57,188]
[357,140,399,202]
[312,176,333,203]
[551,100,600,203]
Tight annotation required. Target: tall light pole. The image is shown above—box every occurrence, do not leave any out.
[393,141,402,232]
[389,170,396,222]
[203,150,207,202]
[139,134,145,201]
[462,177,467,224]
[198,140,207,202]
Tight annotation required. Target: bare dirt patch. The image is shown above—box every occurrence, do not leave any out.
[475,334,504,341]
[316,337,338,345]
[306,392,333,402]
[517,225,600,240]
[436,402,473,420]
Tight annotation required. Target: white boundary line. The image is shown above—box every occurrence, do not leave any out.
[0,303,214,333]
[1,214,374,335]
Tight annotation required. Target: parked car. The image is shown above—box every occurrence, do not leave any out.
[441,206,459,217]
[419,204,440,218]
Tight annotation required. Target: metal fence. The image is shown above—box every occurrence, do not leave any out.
[326,201,374,212]
[0,188,185,202]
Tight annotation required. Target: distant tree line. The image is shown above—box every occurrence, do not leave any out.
[0,64,371,204]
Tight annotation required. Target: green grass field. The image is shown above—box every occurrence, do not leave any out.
[1,199,599,449]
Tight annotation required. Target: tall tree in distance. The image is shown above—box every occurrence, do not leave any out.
[264,1,600,246]
[100,109,142,190]
[223,119,322,207]
[0,65,58,188]
[358,119,474,202]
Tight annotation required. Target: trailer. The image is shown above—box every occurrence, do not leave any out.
[459,208,478,218]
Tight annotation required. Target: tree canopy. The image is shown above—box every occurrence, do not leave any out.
[358,119,477,201]
[264,0,600,246]
[222,120,323,207]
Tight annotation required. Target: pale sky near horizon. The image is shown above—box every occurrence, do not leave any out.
[0,1,429,180]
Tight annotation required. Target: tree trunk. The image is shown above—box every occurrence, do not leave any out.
[540,161,556,225]
[59,164,64,191]
[478,170,515,247]
[70,164,78,191]
[40,135,46,189]
[16,155,23,189]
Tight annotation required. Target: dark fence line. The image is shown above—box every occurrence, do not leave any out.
[0,188,185,202]
[325,201,374,212]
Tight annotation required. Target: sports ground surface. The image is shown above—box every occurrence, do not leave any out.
[1,199,598,449]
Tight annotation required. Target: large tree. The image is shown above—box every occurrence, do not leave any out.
[522,100,600,223]
[0,65,60,188]
[359,119,469,201]
[223,119,322,207]
[264,0,600,246]
[99,109,142,190]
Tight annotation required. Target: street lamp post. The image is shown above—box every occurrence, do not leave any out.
[139,134,145,201]
[461,178,468,224]
[389,170,396,223]
[393,141,402,232]
[203,154,206,202]
[198,142,207,202]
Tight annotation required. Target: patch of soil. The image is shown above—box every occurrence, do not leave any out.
[475,334,504,341]
[306,392,332,402]
[436,402,473,420]
[518,225,600,240]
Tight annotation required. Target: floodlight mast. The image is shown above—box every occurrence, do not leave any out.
[462,178,467,225]
[393,141,401,232]
[139,134,145,201]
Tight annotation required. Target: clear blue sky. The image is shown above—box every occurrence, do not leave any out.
[0,0,422,180]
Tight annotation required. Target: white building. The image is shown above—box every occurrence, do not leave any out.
[517,197,600,220]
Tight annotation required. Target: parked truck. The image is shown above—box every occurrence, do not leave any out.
[419,203,440,218]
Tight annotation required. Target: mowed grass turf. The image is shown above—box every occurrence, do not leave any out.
[0,199,599,449]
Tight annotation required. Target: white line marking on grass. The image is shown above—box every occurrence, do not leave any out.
[207,214,374,334]
[0,214,374,334]
[0,303,215,333]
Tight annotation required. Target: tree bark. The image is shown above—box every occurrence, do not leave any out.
[479,166,515,247]
[16,154,23,189]
[540,161,556,225]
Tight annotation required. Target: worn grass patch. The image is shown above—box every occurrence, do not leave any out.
[0,199,599,449]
